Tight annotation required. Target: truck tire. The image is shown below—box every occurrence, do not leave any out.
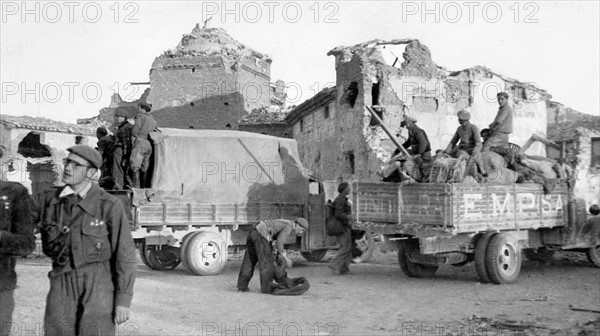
[586,244,600,267]
[474,233,495,283]
[485,233,522,284]
[139,242,181,271]
[355,229,376,262]
[397,240,438,278]
[523,247,555,262]
[182,231,227,276]
[301,250,327,262]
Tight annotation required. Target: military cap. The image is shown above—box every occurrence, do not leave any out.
[457,110,471,121]
[295,217,309,230]
[404,116,417,124]
[114,107,131,118]
[67,145,102,169]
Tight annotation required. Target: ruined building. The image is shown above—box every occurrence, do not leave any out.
[286,39,552,181]
[147,26,279,130]
[1,115,96,194]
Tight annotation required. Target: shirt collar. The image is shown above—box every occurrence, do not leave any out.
[59,181,93,199]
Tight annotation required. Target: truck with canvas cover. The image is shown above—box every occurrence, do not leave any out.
[351,181,600,284]
[113,128,330,275]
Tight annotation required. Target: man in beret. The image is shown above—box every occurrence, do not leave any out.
[112,107,134,190]
[483,92,513,151]
[237,217,308,293]
[129,102,157,188]
[35,145,136,336]
[0,145,36,335]
[444,110,487,177]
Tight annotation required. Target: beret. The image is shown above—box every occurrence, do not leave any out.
[295,217,309,230]
[67,145,102,169]
[404,116,417,123]
[457,110,471,121]
[115,106,136,118]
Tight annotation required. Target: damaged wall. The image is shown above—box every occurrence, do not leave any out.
[147,27,272,129]
[291,39,551,182]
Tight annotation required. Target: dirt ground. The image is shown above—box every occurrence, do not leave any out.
[9,245,600,336]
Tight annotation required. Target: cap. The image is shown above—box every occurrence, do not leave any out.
[295,217,309,230]
[404,116,417,124]
[67,145,102,169]
[138,102,152,112]
[457,110,471,121]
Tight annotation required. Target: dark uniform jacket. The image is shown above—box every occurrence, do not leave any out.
[0,181,36,292]
[115,121,133,159]
[333,193,352,228]
[35,183,136,307]
[403,125,432,159]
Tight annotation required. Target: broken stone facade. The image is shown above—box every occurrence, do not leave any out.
[547,109,600,211]
[287,39,551,182]
[1,115,96,194]
[147,26,275,130]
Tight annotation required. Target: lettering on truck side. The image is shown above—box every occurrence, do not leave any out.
[463,192,564,218]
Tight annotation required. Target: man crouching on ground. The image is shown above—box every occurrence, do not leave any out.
[237,218,308,293]
[35,145,136,336]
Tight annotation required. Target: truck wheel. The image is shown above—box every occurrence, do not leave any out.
[182,232,227,276]
[485,233,522,284]
[397,240,438,278]
[354,229,376,262]
[586,244,600,267]
[523,247,555,262]
[139,242,181,270]
[301,250,327,262]
[475,233,495,283]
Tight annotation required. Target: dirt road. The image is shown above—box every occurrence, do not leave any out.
[9,248,600,335]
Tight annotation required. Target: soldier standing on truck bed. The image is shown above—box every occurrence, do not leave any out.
[129,102,157,188]
[237,218,308,293]
[112,107,134,190]
[35,145,136,336]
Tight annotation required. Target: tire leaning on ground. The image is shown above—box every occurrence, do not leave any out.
[354,229,376,262]
[397,239,438,278]
[301,249,328,262]
[182,231,227,276]
[474,232,495,283]
[485,232,522,284]
[139,242,181,270]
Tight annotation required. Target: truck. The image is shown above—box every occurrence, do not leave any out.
[350,181,600,284]
[112,128,374,275]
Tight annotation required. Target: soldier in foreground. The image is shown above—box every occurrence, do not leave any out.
[36,145,136,336]
[0,145,36,336]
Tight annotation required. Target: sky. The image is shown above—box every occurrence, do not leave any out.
[1,1,599,123]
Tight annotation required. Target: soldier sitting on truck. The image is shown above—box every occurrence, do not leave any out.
[443,110,488,180]
[237,218,308,293]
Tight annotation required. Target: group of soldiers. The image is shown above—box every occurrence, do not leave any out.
[95,102,158,190]
[384,92,513,183]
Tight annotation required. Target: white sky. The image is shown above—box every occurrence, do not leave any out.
[1,1,598,123]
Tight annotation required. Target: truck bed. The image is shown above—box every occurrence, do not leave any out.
[351,182,568,236]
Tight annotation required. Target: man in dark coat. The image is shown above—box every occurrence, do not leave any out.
[35,145,136,336]
[328,182,353,274]
[112,107,134,190]
[237,218,308,293]
[95,127,114,180]
[0,145,36,335]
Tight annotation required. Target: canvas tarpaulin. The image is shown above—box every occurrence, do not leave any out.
[148,128,308,204]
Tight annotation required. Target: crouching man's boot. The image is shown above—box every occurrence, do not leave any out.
[131,169,141,188]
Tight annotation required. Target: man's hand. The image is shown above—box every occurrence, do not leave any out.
[281,252,293,268]
[114,306,130,324]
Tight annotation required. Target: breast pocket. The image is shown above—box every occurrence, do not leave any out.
[81,222,111,263]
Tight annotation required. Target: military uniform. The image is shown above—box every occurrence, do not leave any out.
[112,121,133,190]
[36,183,136,336]
[130,111,157,188]
[0,181,36,336]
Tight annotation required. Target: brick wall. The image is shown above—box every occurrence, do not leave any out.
[239,124,291,138]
